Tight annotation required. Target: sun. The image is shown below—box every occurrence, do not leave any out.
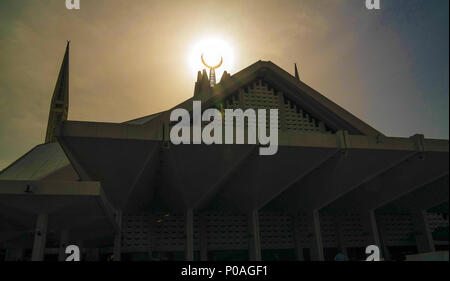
[188,37,234,81]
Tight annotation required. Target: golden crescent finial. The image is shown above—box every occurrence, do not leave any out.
[201,54,223,69]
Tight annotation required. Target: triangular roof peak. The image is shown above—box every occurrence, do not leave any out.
[128,60,382,137]
[204,60,382,136]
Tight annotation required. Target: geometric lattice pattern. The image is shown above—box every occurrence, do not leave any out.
[425,212,449,233]
[205,213,248,250]
[283,98,325,132]
[224,80,331,133]
[339,214,366,247]
[260,213,294,249]
[120,211,450,253]
[122,213,150,251]
[152,213,195,252]
[320,215,338,246]
[377,213,415,246]
[122,213,198,252]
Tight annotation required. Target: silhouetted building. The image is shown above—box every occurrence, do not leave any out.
[0,44,448,261]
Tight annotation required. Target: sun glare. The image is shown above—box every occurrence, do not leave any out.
[188,37,234,81]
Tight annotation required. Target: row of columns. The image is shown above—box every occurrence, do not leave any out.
[337,209,436,260]
[181,209,321,261]
[183,209,263,261]
[4,208,438,261]
[11,209,123,261]
[178,208,438,261]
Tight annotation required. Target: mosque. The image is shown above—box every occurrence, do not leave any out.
[0,42,448,261]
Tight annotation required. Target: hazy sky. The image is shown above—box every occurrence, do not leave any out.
[0,0,448,169]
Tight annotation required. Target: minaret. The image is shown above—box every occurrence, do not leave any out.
[45,41,70,143]
[294,63,300,81]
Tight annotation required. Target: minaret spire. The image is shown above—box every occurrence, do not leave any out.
[294,63,300,81]
[45,41,70,143]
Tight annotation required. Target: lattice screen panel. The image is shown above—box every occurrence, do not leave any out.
[293,213,313,245]
[320,215,338,247]
[120,212,441,253]
[425,212,449,233]
[283,99,324,132]
[378,214,415,246]
[121,212,199,252]
[242,81,281,110]
[259,213,294,249]
[339,214,366,247]
[224,81,279,132]
[153,213,198,252]
[223,79,331,134]
[122,213,150,252]
[205,213,248,250]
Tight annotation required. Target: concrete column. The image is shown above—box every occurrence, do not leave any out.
[335,214,348,258]
[4,248,24,261]
[248,210,262,261]
[199,214,208,261]
[31,213,48,261]
[360,210,381,247]
[147,212,155,261]
[185,209,194,261]
[292,215,304,261]
[58,229,69,261]
[113,209,122,261]
[361,210,390,260]
[411,210,435,253]
[376,215,391,261]
[309,210,324,261]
